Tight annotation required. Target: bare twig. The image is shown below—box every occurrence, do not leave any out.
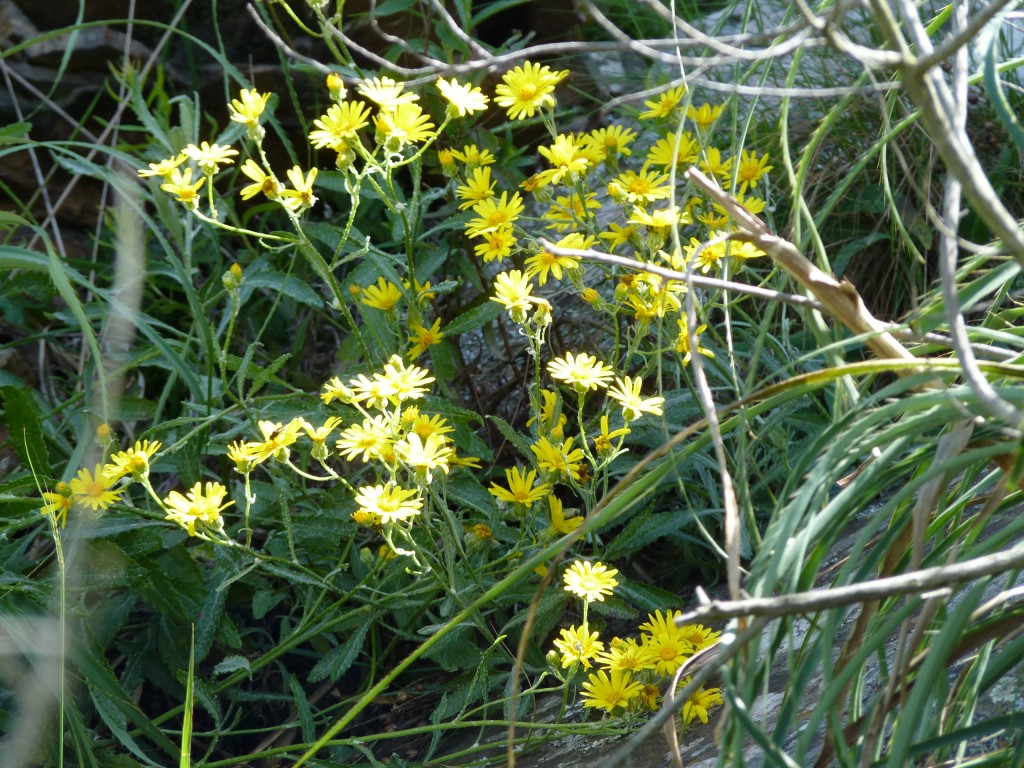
[675,544,1024,624]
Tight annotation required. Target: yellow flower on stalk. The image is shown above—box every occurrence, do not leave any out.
[684,235,727,273]
[361,277,402,311]
[435,76,489,116]
[592,414,630,455]
[410,412,454,440]
[438,147,457,176]
[543,192,601,233]
[552,623,604,669]
[598,637,657,673]
[163,481,233,537]
[646,131,700,169]
[451,143,495,168]
[300,416,344,461]
[581,669,645,713]
[160,167,205,208]
[238,159,281,200]
[491,270,538,320]
[308,101,372,150]
[248,419,303,465]
[407,318,444,360]
[628,204,690,233]
[547,495,583,535]
[524,232,592,285]
[640,609,693,676]
[711,192,766,218]
[228,88,271,129]
[734,148,773,192]
[138,154,185,180]
[69,465,123,511]
[396,432,452,481]
[530,435,585,480]
[357,76,419,108]
[698,147,733,182]
[183,141,238,175]
[279,166,318,212]
[583,124,637,162]
[564,559,619,602]
[39,483,73,528]
[466,191,524,238]
[474,226,517,263]
[373,102,436,148]
[681,684,725,725]
[456,167,496,210]
[678,623,722,651]
[105,439,163,482]
[639,85,687,120]
[535,134,589,187]
[404,277,436,305]
[675,313,715,364]
[612,168,672,204]
[493,60,568,120]
[321,376,354,405]
[226,439,256,474]
[547,351,615,391]
[347,373,398,410]
[607,376,665,422]
[599,222,636,250]
[353,483,422,524]
[489,466,550,506]
[376,354,435,402]
[335,415,392,462]
[687,102,724,131]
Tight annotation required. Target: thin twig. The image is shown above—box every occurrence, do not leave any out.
[675,544,1024,624]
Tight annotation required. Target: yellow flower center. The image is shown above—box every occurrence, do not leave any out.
[661,646,678,660]
[518,84,538,101]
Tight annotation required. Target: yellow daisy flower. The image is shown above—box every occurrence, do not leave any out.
[435,76,489,117]
[607,376,665,422]
[581,669,645,713]
[638,85,687,119]
[228,88,271,129]
[69,464,123,511]
[336,415,392,462]
[466,191,524,238]
[361,277,402,311]
[373,102,436,148]
[456,167,496,210]
[357,76,419,109]
[489,466,550,506]
[552,623,604,669]
[563,559,619,602]
[353,483,422,524]
[407,318,444,360]
[493,60,568,120]
[547,351,615,391]
[163,481,233,537]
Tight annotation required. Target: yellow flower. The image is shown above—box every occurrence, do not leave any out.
[226,439,256,474]
[396,432,452,480]
[373,102,436,148]
[581,669,644,713]
[238,159,281,200]
[547,495,583,535]
[543,192,601,233]
[535,134,589,187]
[248,419,303,465]
[599,222,636,250]
[335,415,392,462]
[361,277,402,311]
[530,435,585,480]
[678,623,722,651]
[39,483,73,528]
[474,226,517,263]
[436,76,489,116]
[228,88,271,129]
[300,416,344,461]
[357,76,419,109]
[491,269,537,322]
[640,610,693,676]
[347,373,398,410]
[681,685,724,725]
[493,60,568,120]
[69,465,123,511]
[308,101,372,150]
[466,191,524,238]
[646,131,700,169]
[159,167,206,208]
[563,560,619,602]
[734,148,773,192]
[684,235,727,273]
[407,318,444,360]
[353,483,422,524]
[410,412,454,440]
[597,637,657,673]
[607,376,665,422]
[547,351,615,391]
[321,376,354,405]
[675,313,714,364]
[592,414,630,455]
[612,168,672,204]
[138,154,185,180]
[687,102,724,131]
[489,466,550,506]
[279,166,318,212]
[638,85,686,119]
[552,623,604,669]
[582,124,637,162]
[628,204,690,232]
[524,232,592,285]
[182,141,238,175]
[456,166,496,210]
[376,354,435,402]
[451,143,495,168]
[698,147,732,182]
[105,439,163,482]
[163,482,233,537]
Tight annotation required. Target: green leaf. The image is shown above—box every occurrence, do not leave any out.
[443,300,502,336]
[243,270,324,308]
[307,623,369,683]
[0,121,31,144]
[485,415,534,462]
[212,655,251,678]
[983,15,1024,158]
[289,674,316,743]
[0,385,52,479]
[180,627,195,768]
[249,352,292,397]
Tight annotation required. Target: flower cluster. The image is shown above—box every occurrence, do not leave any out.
[551,560,723,725]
